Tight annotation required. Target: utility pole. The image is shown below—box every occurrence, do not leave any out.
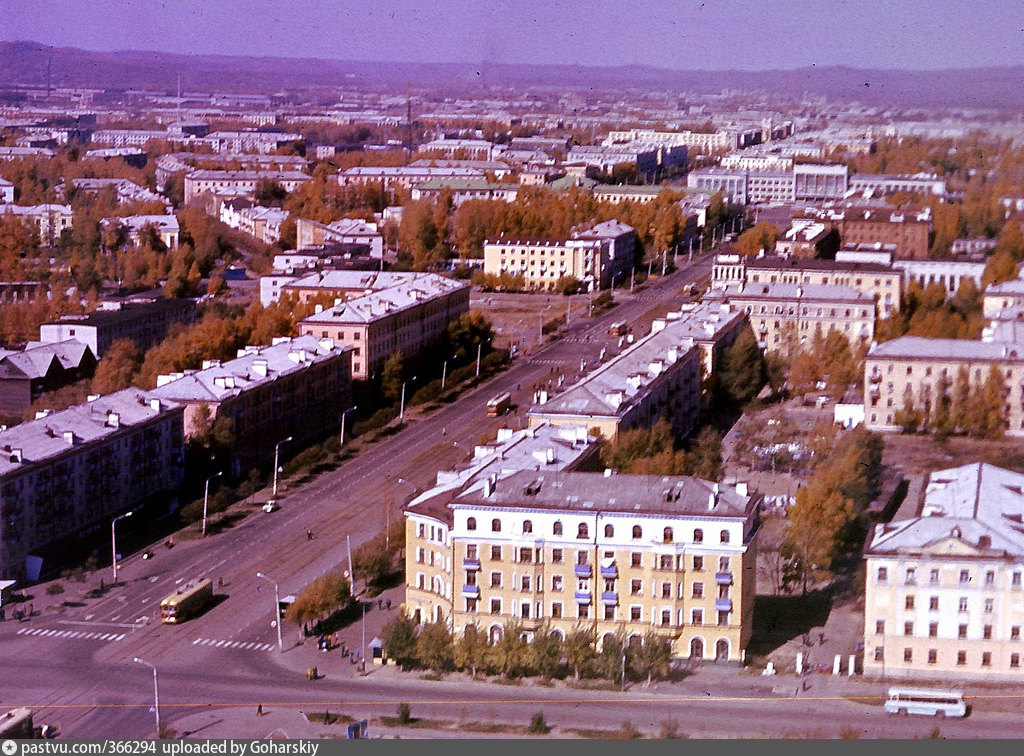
[347,534,354,585]
[475,342,482,378]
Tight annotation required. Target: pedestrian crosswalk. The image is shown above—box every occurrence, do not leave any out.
[191,637,275,652]
[16,627,125,642]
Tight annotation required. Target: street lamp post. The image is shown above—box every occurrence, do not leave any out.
[111,511,133,586]
[340,405,358,452]
[256,572,284,653]
[272,436,292,500]
[133,657,160,737]
[201,471,223,537]
[399,376,416,423]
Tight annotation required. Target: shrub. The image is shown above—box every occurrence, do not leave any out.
[46,583,65,595]
[352,405,398,437]
[410,379,442,406]
[397,703,412,725]
[528,712,550,735]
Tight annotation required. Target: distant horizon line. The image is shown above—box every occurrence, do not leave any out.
[4,39,1023,76]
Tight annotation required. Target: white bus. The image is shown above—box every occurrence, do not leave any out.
[883,687,967,718]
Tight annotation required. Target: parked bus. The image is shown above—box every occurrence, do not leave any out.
[884,687,967,718]
[160,578,214,624]
[486,392,512,417]
[608,320,630,337]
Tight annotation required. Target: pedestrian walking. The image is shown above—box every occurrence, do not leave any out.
[386,598,392,610]
[377,598,382,610]
[27,603,32,616]
[257,704,263,717]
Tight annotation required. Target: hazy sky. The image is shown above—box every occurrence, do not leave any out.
[1,0,1022,71]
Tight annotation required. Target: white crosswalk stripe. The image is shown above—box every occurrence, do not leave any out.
[192,637,275,654]
[12,626,124,644]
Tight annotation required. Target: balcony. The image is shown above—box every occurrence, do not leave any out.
[462,559,481,571]
[574,591,592,605]
[869,368,882,384]
[715,598,733,612]
[600,565,618,579]
[869,386,880,399]
[574,564,592,578]
[601,592,618,605]
[715,572,733,586]
[462,585,480,599]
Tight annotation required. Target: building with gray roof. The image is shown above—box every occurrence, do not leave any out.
[0,340,96,416]
[0,389,184,580]
[864,463,1024,680]
[147,335,352,473]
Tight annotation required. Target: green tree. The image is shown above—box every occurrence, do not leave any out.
[562,626,596,681]
[597,632,627,683]
[718,328,766,405]
[685,426,723,481]
[253,179,288,207]
[454,624,488,677]
[382,613,419,667]
[529,626,564,680]
[446,311,494,362]
[381,351,405,404]
[950,366,972,433]
[633,631,672,686]
[415,619,454,673]
[489,620,531,678]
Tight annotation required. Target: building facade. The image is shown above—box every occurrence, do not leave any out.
[0,389,185,579]
[864,463,1024,680]
[483,220,636,292]
[406,471,760,662]
[297,274,471,381]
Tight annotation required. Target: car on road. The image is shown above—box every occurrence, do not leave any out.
[262,500,279,513]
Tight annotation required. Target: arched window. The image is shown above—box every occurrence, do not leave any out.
[467,517,477,531]
[663,527,674,544]
[491,518,501,532]
[720,529,730,544]
[632,525,642,540]
[694,528,703,543]
[523,520,533,534]
[577,523,589,539]
[553,520,563,536]
[604,524,614,538]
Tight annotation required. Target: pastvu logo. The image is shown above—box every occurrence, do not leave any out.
[2,739,18,755]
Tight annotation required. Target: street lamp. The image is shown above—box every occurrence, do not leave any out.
[133,657,160,737]
[201,471,223,537]
[256,572,284,653]
[340,405,358,451]
[111,511,133,585]
[441,355,456,390]
[399,375,416,423]
[272,436,292,500]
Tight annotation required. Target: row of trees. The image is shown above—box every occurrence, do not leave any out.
[894,365,1008,439]
[599,420,723,481]
[383,616,673,685]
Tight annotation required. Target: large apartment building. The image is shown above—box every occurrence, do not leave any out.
[297,274,470,381]
[527,315,703,441]
[39,298,197,357]
[183,170,311,205]
[801,206,932,260]
[295,217,383,259]
[0,389,185,580]
[863,336,1024,437]
[147,335,352,474]
[686,164,849,205]
[483,220,636,291]
[712,252,903,318]
[705,282,875,352]
[0,204,73,245]
[407,470,760,662]
[864,463,1024,680]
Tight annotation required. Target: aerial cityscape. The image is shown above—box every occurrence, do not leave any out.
[4,0,1024,741]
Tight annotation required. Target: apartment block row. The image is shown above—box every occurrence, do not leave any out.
[527,303,746,440]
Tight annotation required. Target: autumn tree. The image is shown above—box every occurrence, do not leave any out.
[489,620,531,679]
[733,222,780,257]
[632,631,672,686]
[686,426,723,481]
[90,338,142,394]
[284,571,351,625]
[381,351,405,404]
[563,626,596,681]
[782,474,856,594]
[529,625,563,680]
